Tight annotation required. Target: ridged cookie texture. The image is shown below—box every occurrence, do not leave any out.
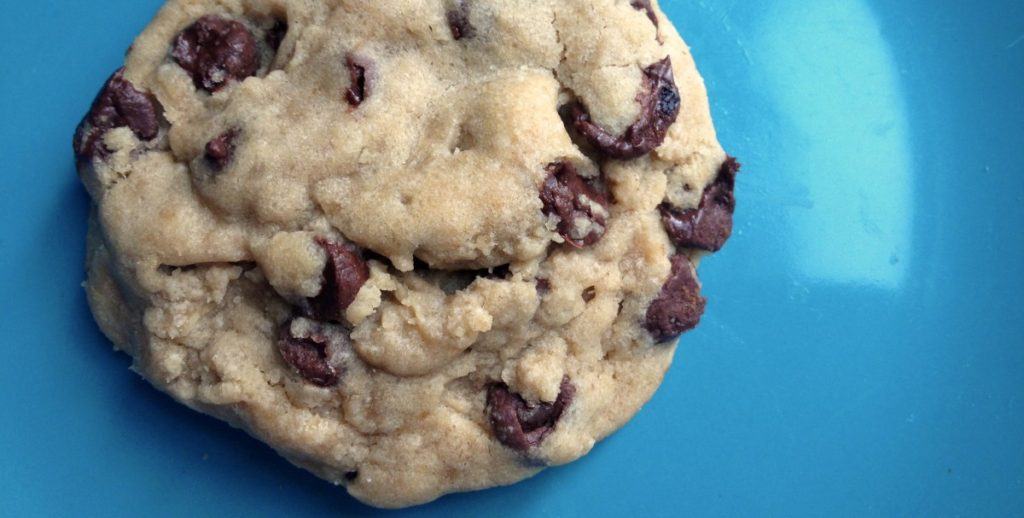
[75,0,738,508]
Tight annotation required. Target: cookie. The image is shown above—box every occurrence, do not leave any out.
[74,0,738,508]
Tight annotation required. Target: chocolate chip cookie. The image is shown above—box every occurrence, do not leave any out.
[75,0,739,508]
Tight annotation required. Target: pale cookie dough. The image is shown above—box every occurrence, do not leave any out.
[74,0,739,508]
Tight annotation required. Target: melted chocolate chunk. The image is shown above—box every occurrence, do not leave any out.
[172,15,259,92]
[73,68,160,165]
[447,2,475,40]
[630,0,659,27]
[572,57,680,160]
[345,56,371,107]
[659,157,740,252]
[277,317,349,387]
[644,255,706,342]
[540,161,609,248]
[309,238,369,322]
[487,377,575,451]
[204,128,239,171]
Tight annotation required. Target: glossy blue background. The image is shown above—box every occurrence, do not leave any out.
[2,0,1022,516]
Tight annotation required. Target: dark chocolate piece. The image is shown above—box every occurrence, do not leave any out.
[487,377,575,451]
[204,128,239,172]
[630,0,659,27]
[277,318,349,387]
[540,161,609,247]
[644,255,706,342]
[172,15,259,92]
[73,68,160,165]
[309,238,370,321]
[582,286,596,302]
[345,55,372,107]
[572,57,680,159]
[447,2,475,40]
[659,157,740,252]
[536,278,551,296]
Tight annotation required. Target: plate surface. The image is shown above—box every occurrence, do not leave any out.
[2,0,1022,516]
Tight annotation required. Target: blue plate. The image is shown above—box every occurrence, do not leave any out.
[2,1,1022,516]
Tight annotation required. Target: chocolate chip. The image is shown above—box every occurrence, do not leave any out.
[540,161,609,248]
[630,0,659,27]
[582,286,596,302]
[265,19,288,51]
[644,255,706,342]
[345,55,372,107]
[486,376,575,451]
[204,128,239,171]
[277,317,349,387]
[447,2,475,40]
[536,278,551,295]
[572,57,680,160]
[172,15,259,93]
[344,470,359,482]
[659,157,740,252]
[309,238,369,322]
[73,68,160,165]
